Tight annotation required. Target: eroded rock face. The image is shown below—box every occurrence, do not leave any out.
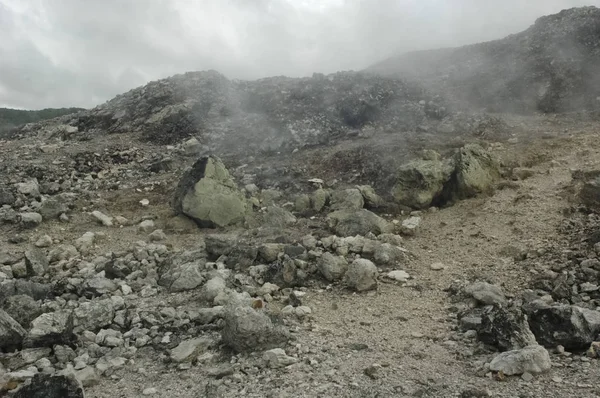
[172,156,248,228]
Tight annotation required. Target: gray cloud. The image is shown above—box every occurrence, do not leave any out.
[0,0,595,109]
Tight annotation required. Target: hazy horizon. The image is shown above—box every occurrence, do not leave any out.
[1,0,597,110]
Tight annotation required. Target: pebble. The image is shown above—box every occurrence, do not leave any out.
[142,387,157,395]
[387,270,410,282]
[430,262,446,270]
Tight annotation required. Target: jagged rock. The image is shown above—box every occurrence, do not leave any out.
[580,176,600,210]
[328,209,392,237]
[201,277,227,302]
[0,309,27,352]
[263,206,296,227]
[386,270,410,282]
[0,205,18,224]
[83,275,118,296]
[1,295,42,328]
[24,247,48,277]
[12,373,84,398]
[48,245,79,263]
[294,194,311,213]
[330,189,364,210]
[489,345,551,376]
[465,282,507,306]
[221,305,289,353]
[172,156,248,227]
[34,235,52,248]
[317,252,348,282]
[74,232,95,255]
[188,307,225,325]
[205,234,238,259]
[16,180,40,197]
[263,348,298,368]
[477,305,537,351]
[357,185,384,208]
[400,216,421,236]
[148,229,167,242]
[170,337,212,363]
[159,260,206,292]
[0,187,15,206]
[344,259,378,292]
[392,156,453,209]
[258,243,285,263]
[0,280,52,302]
[452,144,500,198]
[38,198,68,220]
[20,212,43,228]
[524,303,600,349]
[260,189,282,207]
[311,189,331,212]
[0,348,51,370]
[138,220,155,233]
[74,366,99,388]
[25,310,75,348]
[373,243,408,265]
[73,300,115,332]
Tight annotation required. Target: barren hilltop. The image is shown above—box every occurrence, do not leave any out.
[1,6,600,398]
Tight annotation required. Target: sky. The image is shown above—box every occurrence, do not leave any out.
[0,0,597,109]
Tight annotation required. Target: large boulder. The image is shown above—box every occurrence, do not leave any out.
[327,209,393,237]
[330,189,364,210]
[172,156,248,228]
[524,302,600,349]
[489,345,551,376]
[221,305,289,353]
[452,144,501,198]
[392,155,454,209]
[344,259,378,292]
[477,305,538,351]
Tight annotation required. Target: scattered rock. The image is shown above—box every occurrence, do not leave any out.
[478,305,538,351]
[0,309,27,352]
[400,216,421,236]
[344,259,378,292]
[465,282,507,306]
[317,252,348,282]
[12,373,84,398]
[330,188,364,210]
[25,310,75,348]
[386,270,410,282]
[20,212,42,228]
[172,156,248,227]
[91,211,113,226]
[392,156,453,209]
[170,337,212,363]
[489,345,551,376]
[221,305,289,353]
[263,348,298,368]
[328,209,392,237]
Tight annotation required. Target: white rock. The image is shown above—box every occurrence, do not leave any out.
[35,235,53,248]
[92,211,113,226]
[263,348,298,368]
[401,216,421,236]
[386,270,410,282]
[170,338,212,363]
[430,262,446,271]
[138,220,155,233]
[139,199,150,207]
[143,387,157,395]
[489,345,551,376]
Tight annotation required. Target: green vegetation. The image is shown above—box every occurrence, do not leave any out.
[0,107,84,135]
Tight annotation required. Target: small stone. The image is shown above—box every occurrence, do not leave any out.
[343,259,378,292]
[34,235,53,248]
[386,270,410,282]
[91,211,113,227]
[170,338,212,363]
[139,199,150,207]
[400,216,421,236]
[20,212,43,228]
[521,372,534,381]
[263,348,298,368]
[364,364,381,380]
[143,387,157,395]
[489,345,551,376]
[148,229,167,242]
[138,220,155,233]
[430,262,445,270]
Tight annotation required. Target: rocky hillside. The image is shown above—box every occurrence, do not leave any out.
[369,6,600,114]
[0,108,84,137]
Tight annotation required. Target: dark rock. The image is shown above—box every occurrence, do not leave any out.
[25,310,75,348]
[0,187,15,206]
[13,373,84,398]
[38,197,69,220]
[1,294,43,328]
[0,309,26,352]
[24,247,49,277]
[524,302,600,349]
[0,280,52,302]
[221,305,290,353]
[478,305,538,351]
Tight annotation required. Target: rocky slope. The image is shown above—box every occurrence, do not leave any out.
[369,6,600,114]
[2,6,600,398]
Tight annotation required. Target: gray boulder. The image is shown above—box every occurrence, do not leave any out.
[25,310,75,348]
[221,305,289,353]
[317,252,348,282]
[24,247,49,277]
[524,303,600,349]
[489,345,551,376]
[330,189,364,210]
[1,294,42,328]
[38,197,68,220]
[158,260,206,292]
[465,282,507,306]
[478,305,538,351]
[0,309,27,351]
[13,373,84,398]
[263,206,296,227]
[172,156,248,228]
[328,209,392,237]
[392,156,453,209]
[453,144,501,198]
[344,259,378,292]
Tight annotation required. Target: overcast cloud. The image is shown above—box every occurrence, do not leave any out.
[0,0,596,109]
